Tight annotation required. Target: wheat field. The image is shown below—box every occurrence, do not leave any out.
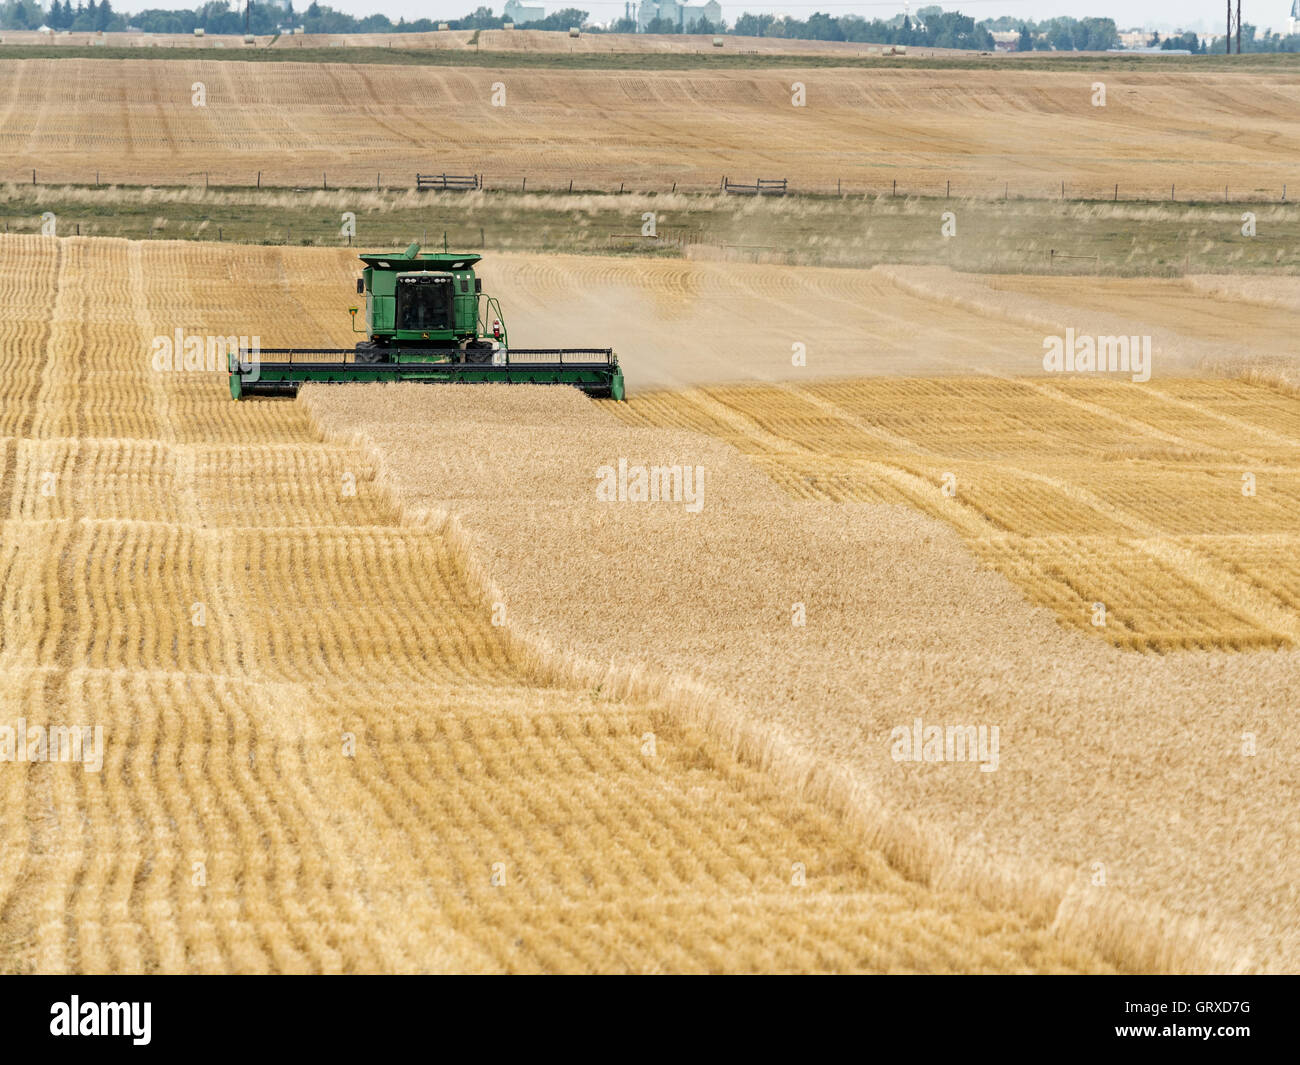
[3,58,1300,197]
[4,235,1296,973]
[0,234,1129,974]
[304,380,1300,974]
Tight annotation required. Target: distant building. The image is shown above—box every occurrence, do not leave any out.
[504,0,546,25]
[637,0,722,32]
[1291,1,1299,35]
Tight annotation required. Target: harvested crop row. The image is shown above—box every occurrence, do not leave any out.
[0,236,58,437]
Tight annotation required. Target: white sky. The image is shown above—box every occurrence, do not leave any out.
[104,2,1292,36]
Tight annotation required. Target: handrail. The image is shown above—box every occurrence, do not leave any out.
[477,294,509,349]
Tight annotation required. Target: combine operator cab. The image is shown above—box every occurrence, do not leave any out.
[353,244,502,365]
[395,275,453,332]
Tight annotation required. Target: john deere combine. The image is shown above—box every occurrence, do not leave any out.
[228,243,624,400]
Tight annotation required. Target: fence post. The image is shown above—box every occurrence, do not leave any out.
[96,171,99,186]
[837,177,841,195]
[376,172,380,191]
[892,179,896,197]
[257,171,261,189]
[1114,183,1118,201]
[1171,183,1175,200]
[671,181,676,193]
[946,179,950,198]
[32,169,35,185]
[205,172,209,190]
[522,177,526,192]
[323,172,327,190]
[1060,180,1064,199]
[619,182,624,194]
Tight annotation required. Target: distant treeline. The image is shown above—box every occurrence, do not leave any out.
[978,15,1118,51]
[728,9,995,49]
[1151,27,1300,54]
[0,2,589,35]
[3,2,1300,55]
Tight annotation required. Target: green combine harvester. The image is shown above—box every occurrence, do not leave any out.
[228,243,624,400]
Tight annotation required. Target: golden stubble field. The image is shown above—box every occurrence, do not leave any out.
[0,233,1130,974]
[2,58,1300,197]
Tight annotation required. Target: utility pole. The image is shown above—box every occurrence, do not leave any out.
[245,0,251,36]
[1237,0,1242,54]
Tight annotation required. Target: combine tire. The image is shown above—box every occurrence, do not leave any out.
[354,342,386,364]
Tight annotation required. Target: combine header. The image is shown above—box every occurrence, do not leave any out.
[229,243,624,400]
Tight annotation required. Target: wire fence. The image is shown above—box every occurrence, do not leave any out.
[3,169,1297,204]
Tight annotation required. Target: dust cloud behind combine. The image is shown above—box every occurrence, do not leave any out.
[483,252,1290,392]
